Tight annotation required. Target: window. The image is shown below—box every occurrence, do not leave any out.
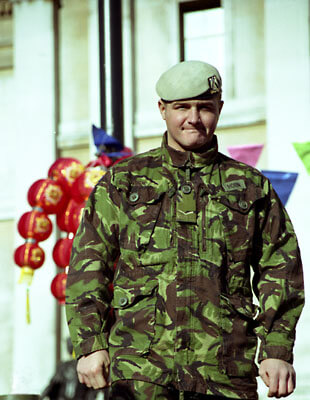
[179,0,266,126]
[180,0,225,95]
[0,0,13,70]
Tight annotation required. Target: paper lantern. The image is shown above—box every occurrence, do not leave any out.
[111,154,132,166]
[48,158,84,194]
[52,237,73,268]
[14,241,45,270]
[14,240,45,286]
[70,202,85,235]
[18,209,53,242]
[56,199,84,233]
[71,167,106,203]
[27,178,68,214]
[51,272,67,304]
[86,154,112,168]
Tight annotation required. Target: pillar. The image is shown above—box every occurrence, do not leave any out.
[11,0,57,394]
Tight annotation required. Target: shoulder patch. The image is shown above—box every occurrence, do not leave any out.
[223,179,246,192]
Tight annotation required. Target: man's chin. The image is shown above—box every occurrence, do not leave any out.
[183,137,213,152]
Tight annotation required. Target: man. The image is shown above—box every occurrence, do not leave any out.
[66,61,304,399]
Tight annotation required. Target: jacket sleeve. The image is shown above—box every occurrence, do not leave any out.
[65,170,120,359]
[252,178,304,364]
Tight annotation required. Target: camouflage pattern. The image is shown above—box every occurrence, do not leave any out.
[66,134,304,400]
[109,380,238,399]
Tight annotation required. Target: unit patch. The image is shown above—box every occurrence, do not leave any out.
[223,179,246,191]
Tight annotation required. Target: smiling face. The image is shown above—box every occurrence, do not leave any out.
[158,97,223,152]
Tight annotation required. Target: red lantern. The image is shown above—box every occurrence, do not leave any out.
[111,152,133,166]
[14,240,45,286]
[18,209,53,242]
[48,158,84,194]
[14,241,45,270]
[56,199,82,233]
[27,178,68,214]
[70,202,85,234]
[52,237,73,268]
[71,167,106,203]
[86,154,112,168]
[51,272,67,304]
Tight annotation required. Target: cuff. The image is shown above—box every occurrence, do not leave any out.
[258,343,293,364]
[73,332,109,359]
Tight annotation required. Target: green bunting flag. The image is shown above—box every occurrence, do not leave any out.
[293,142,310,175]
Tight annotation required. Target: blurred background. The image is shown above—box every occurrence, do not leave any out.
[0,0,309,398]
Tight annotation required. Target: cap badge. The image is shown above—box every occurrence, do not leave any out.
[208,75,221,94]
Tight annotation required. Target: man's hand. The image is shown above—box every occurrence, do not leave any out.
[77,349,111,389]
[259,358,296,398]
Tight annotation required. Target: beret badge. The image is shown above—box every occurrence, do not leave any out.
[208,75,221,94]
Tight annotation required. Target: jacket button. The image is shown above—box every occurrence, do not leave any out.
[119,297,128,307]
[238,200,248,210]
[181,184,192,194]
[129,192,139,202]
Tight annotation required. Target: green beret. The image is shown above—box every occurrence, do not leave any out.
[155,60,222,101]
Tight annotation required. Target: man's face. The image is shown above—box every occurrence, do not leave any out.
[158,97,223,152]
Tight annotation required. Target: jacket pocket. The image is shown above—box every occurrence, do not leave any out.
[108,279,158,355]
[218,190,264,262]
[120,186,164,251]
[220,294,258,377]
[120,185,172,265]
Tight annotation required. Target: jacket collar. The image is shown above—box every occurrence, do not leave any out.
[161,132,219,168]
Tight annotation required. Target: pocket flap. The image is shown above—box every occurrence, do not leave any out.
[214,187,265,214]
[127,186,164,205]
[111,279,158,309]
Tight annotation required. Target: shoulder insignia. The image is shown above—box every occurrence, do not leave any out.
[223,179,246,191]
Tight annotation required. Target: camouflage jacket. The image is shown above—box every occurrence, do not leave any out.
[66,134,304,399]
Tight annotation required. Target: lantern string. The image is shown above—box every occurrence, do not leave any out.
[26,287,31,324]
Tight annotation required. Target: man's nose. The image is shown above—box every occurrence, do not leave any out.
[188,107,199,124]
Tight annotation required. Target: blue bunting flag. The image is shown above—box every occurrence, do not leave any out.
[92,124,124,152]
[261,170,298,206]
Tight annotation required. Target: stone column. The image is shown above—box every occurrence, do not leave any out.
[134,0,178,138]
[88,0,101,156]
[11,0,57,394]
[261,0,310,398]
[228,0,265,100]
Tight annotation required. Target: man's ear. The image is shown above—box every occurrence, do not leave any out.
[158,100,166,120]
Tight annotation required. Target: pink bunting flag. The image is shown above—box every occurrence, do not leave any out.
[227,144,264,167]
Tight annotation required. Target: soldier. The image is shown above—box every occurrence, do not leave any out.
[65,61,304,400]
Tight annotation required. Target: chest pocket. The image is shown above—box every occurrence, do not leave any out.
[199,189,264,263]
[119,185,165,253]
[217,190,265,262]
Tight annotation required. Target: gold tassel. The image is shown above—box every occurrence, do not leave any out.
[26,287,31,324]
[18,267,33,324]
[18,266,34,286]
